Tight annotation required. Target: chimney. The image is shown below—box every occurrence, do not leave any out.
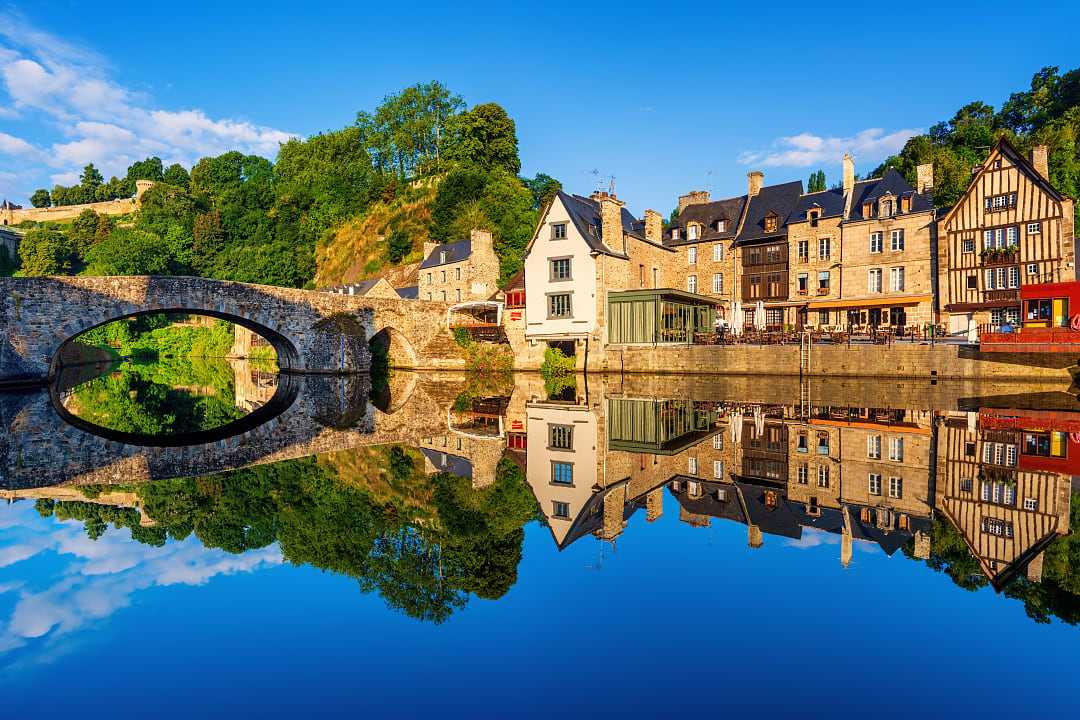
[748,524,763,548]
[842,153,855,195]
[423,241,439,260]
[1026,551,1045,583]
[469,228,494,257]
[596,192,627,255]
[1031,145,1050,180]
[916,162,934,194]
[601,485,627,541]
[645,488,664,522]
[747,171,764,198]
[913,529,931,560]
[644,209,662,243]
[677,190,711,214]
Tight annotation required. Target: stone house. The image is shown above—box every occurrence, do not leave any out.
[938,137,1076,336]
[518,190,710,369]
[734,176,804,329]
[419,228,500,304]
[787,185,846,319]
[804,156,937,330]
[664,190,745,320]
[324,276,401,299]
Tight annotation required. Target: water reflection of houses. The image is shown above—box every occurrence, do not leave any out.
[417,394,511,489]
[936,408,1074,588]
[512,375,1074,589]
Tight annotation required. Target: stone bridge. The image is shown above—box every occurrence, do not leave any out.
[0,276,463,384]
[0,371,499,489]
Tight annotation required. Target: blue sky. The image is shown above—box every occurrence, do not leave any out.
[0,1,1076,212]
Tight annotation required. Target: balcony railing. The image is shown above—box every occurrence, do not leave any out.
[981,250,1019,266]
[817,287,830,295]
[984,289,1020,302]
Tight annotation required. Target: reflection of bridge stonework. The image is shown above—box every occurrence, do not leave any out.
[0,276,463,383]
[0,373,471,489]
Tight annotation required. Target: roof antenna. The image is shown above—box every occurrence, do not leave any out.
[608,176,616,196]
[588,168,602,193]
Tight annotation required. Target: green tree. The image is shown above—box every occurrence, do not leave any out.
[86,227,173,275]
[443,103,521,174]
[355,81,465,178]
[807,169,826,192]
[18,227,73,276]
[163,163,191,189]
[80,163,105,192]
[30,188,51,208]
[387,227,411,264]
[125,156,165,195]
[525,173,562,210]
[71,209,104,258]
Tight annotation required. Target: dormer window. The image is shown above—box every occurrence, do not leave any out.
[439,250,447,264]
[879,198,894,217]
[863,201,873,217]
[672,227,681,240]
[808,208,820,227]
[900,195,912,213]
[714,219,726,232]
[688,224,700,241]
[764,212,779,233]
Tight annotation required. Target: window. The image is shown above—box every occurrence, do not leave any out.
[639,264,646,288]
[870,232,883,254]
[797,240,809,261]
[818,465,830,488]
[687,275,697,293]
[713,244,724,262]
[456,267,461,281]
[982,517,1014,538]
[548,293,572,318]
[809,209,820,227]
[869,473,882,496]
[549,424,573,450]
[552,223,567,240]
[797,273,808,294]
[818,271,830,291]
[441,290,447,301]
[962,238,975,253]
[1008,266,1019,289]
[1028,222,1041,235]
[985,193,1017,211]
[880,198,894,217]
[441,270,447,283]
[797,432,809,453]
[889,477,903,499]
[713,460,725,479]
[712,273,723,294]
[455,289,461,302]
[688,456,698,475]
[817,433,830,455]
[891,229,904,251]
[1023,430,1068,458]
[439,251,447,264]
[688,246,697,265]
[967,274,978,290]
[552,500,571,518]
[1023,497,1038,511]
[1027,263,1038,276]
[426,272,432,285]
[715,219,727,233]
[889,437,904,462]
[764,214,779,233]
[818,237,831,260]
[890,266,905,292]
[818,310,829,325]
[688,481,702,498]
[713,434,724,450]
[766,307,783,326]
[797,464,808,484]
[551,461,573,485]
[550,257,571,281]
[426,292,432,300]
[868,434,882,459]
[671,228,680,240]
[688,225,699,241]
[869,268,883,293]
[965,441,976,457]
[960,478,973,493]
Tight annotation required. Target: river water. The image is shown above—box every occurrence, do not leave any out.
[1,358,1077,717]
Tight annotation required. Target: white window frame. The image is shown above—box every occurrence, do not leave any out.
[888,477,903,499]
[1027,263,1039,276]
[817,465,830,488]
[713,460,724,479]
[818,237,831,260]
[797,465,808,484]
[889,437,904,462]
[688,246,697,265]
[1027,222,1041,235]
[1023,497,1038,511]
[890,266,905,292]
[713,433,724,450]
[870,232,883,254]
[688,456,698,475]
[712,273,723,294]
[869,268,883,293]
[687,275,697,293]
[891,229,904,251]
[713,244,724,262]
[688,225,699,241]
[869,473,882,496]
[867,435,882,459]
[962,238,975,254]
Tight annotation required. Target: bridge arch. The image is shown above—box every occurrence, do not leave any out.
[369,325,419,369]
[54,308,301,377]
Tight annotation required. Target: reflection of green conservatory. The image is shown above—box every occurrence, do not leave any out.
[607,289,716,345]
[607,398,719,454]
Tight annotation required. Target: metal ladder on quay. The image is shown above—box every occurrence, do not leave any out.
[799,330,812,419]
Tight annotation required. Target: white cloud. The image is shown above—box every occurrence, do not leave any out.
[0,14,296,200]
[739,127,921,168]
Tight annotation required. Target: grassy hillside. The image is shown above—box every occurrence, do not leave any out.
[314,183,436,287]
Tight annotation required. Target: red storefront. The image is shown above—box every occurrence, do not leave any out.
[980,279,1080,351]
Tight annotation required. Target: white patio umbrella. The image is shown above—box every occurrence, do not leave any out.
[755,300,766,330]
[731,300,742,336]
[730,409,743,444]
[753,404,765,436]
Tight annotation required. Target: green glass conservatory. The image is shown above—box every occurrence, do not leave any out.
[607,289,716,345]
[607,398,720,454]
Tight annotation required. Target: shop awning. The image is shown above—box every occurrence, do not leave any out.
[808,294,932,310]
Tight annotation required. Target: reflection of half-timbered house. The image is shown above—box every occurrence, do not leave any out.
[936,410,1073,588]
[939,138,1076,336]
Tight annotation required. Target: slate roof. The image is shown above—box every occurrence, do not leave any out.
[396,285,419,300]
[665,195,746,246]
[558,190,651,258]
[667,479,746,524]
[735,180,804,245]
[419,238,472,269]
[787,187,846,224]
[846,169,933,222]
[419,448,473,481]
